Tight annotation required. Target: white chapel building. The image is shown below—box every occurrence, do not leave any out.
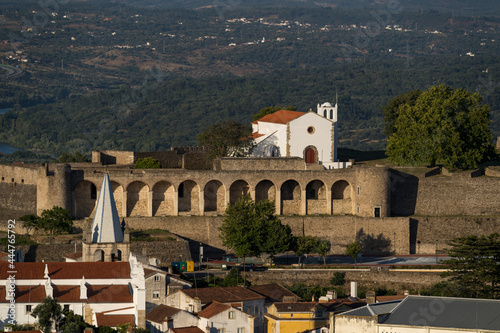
[251,102,351,169]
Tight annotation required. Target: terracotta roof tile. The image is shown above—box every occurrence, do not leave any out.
[95,313,135,327]
[10,331,42,333]
[255,110,304,124]
[249,284,301,302]
[197,301,231,319]
[144,268,166,279]
[274,302,324,313]
[0,262,130,280]
[251,132,264,139]
[146,305,181,323]
[64,251,83,260]
[183,286,264,304]
[87,285,133,303]
[0,285,46,303]
[171,327,205,333]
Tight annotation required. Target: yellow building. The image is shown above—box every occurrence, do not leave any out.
[264,302,330,333]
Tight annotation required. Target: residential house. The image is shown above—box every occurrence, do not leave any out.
[146,305,198,333]
[198,301,254,333]
[335,295,500,333]
[144,268,192,311]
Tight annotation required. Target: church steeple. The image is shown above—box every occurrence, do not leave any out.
[91,174,124,243]
[82,174,130,262]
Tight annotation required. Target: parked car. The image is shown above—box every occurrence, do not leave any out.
[237,263,256,271]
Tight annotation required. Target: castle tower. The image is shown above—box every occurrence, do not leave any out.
[82,174,130,262]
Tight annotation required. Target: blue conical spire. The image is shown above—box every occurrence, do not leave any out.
[91,174,124,243]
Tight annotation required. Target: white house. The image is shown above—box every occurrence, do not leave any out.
[251,103,351,169]
[197,301,254,333]
[0,256,146,330]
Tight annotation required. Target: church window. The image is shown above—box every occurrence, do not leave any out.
[91,183,97,200]
[307,126,315,134]
[330,109,333,119]
[323,110,327,117]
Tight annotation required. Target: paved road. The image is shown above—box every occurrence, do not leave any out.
[0,64,23,78]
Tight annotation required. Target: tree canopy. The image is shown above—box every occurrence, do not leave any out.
[441,233,500,298]
[219,195,294,260]
[386,84,496,169]
[31,297,63,333]
[39,206,73,244]
[345,240,362,264]
[197,121,253,159]
[134,157,161,169]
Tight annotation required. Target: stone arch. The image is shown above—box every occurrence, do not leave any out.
[153,181,174,216]
[111,181,124,217]
[332,180,352,215]
[281,180,301,215]
[255,180,276,203]
[127,181,149,217]
[94,249,104,262]
[306,180,327,214]
[304,146,318,164]
[204,180,225,214]
[230,180,250,205]
[178,180,200,214]
[74,180,97,218]
[111,249,122,262]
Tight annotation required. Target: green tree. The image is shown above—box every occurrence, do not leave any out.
[59,310,88,333]
[386,84,495,169]
[294,236,320,266]
[316,239,331,266]
[31,297,62,333]
[263,217,295,265]
[330,272,345,286]
[19,214,40,236]
[197,121,253,159]
[134,157,161,169]
[39,206,73,244]
[441,233,500,298]
[345,240,362,264]
[252,106,296,121]
[57,152,90,163]
[222,267,250,287]
[382,90,422,137]
[220,196,289,261]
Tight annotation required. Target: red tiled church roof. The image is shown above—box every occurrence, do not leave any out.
[171,327,205,333]
[254,110,304,124]
[95,313,135,327]
[0,262,130,280]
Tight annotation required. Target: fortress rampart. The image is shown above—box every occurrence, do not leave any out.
[1,155,500,256]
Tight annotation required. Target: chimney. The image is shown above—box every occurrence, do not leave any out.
[312,294,317,302]
[326,290,337,300]
[45,277,53,298]
[404,290,410,296]
[80,276,88,300]
[366,290,376,304]
[4,326,12,332]
[350,282,358,298]
[205,324,211,333]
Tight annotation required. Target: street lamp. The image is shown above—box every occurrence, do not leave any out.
[393,233,396,257]
[435,240,438,265]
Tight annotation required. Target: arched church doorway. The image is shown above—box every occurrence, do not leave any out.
[305,148,316,164]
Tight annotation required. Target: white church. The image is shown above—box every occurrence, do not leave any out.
[251,102,351,169]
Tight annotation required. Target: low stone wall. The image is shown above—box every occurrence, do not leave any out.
[245,269,444,293]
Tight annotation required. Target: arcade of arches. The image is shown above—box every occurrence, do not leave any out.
[73,178,354,218]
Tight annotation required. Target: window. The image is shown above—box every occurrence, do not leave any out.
[228,311,235,319]
[64,304,70,311]
[90,184,97,199]
[315,309,324,318]
[357,186,360,195]
[357,206,360,213]
[153,291,160,298]
[307,126,315,134]
[374,207,381,218]
[217,329,225,333]
[330,109,333,119]
[26,305,32,313]
[237,329,245,333]
[178,183,184,198]
[154,275,160,281]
